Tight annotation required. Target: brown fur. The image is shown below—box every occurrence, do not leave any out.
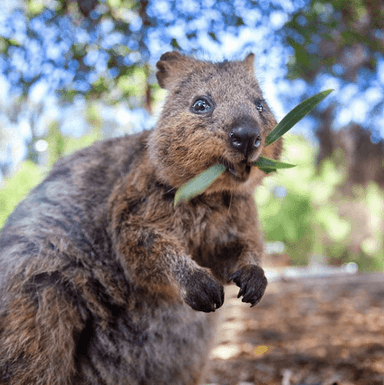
[0,52,282,384]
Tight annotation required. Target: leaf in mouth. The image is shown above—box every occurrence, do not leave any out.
[174,164,226,206]
[252,155,296,173]
[174,89,333,205]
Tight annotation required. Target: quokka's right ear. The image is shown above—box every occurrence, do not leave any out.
[243,53,255,75]
[156,51,197,89]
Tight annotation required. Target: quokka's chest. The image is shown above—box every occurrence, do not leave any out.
[163,202,248,281]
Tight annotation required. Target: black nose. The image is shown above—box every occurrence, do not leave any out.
[229,125,261,158]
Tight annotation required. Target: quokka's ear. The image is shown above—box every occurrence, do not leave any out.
[243,53,255,75]
[156,51,198,89]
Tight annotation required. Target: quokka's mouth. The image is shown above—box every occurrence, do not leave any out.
[223,160,252,182]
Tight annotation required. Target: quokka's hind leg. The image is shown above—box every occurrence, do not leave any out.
[0,277,84,385]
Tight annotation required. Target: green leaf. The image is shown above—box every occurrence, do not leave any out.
[258,167,277,174]
[174,164,226,206]
[8,38,21,46]
[265,89,333,146]
[253,155,296,172]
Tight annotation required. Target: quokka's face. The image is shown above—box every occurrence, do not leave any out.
[148,52,282,193]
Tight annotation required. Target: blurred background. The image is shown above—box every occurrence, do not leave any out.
[0,0,384,272]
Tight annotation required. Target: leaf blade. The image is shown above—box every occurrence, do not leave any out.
[265,89,333,146]
[174,164,226,206]
[253,155,296,170]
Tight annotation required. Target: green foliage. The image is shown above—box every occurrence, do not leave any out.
[117,67,147,98]
[62,131,100,156]
[0,125,101,229]
[350,183,384,271]
[0,161,42,228]
[256,135,319,265]
[285,0,384,82]
[256,134,384,271]
[46,122,66,167]
[27,0,45,15]
[86,104,102,134]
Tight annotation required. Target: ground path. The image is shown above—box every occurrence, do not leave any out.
[206,272,384,385]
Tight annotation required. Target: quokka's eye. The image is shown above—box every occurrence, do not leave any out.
[255,100,264,112]
[191,97,213,114]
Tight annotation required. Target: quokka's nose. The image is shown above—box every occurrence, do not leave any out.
[229,125,261,158]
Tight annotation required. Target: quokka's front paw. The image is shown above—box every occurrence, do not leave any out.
[229,265,267,307]
[182,269,224,313]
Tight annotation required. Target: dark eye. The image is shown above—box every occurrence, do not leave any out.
[255,100,264,112]
[191,97,212,114]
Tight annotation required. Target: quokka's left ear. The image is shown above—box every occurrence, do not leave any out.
[156,51,199,90]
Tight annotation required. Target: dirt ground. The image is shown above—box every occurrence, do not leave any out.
[205,270,384,385]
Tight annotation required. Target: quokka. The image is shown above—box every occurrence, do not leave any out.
[0,51,282,385]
